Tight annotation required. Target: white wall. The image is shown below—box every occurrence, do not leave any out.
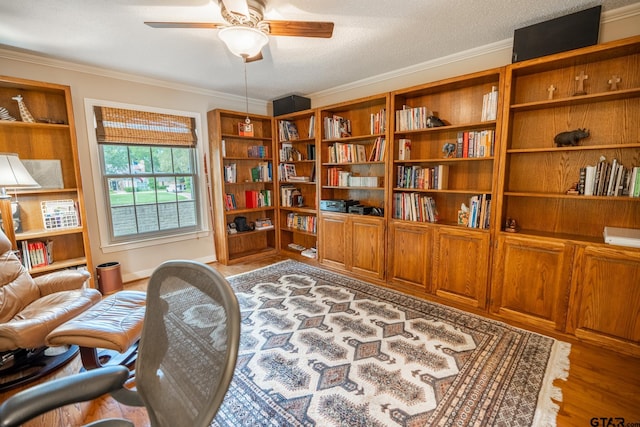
[0,5,638,282]
[0,54,269,282]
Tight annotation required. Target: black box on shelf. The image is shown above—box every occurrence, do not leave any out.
[273,95,311,116]
[320,199,359,213]
[348,205,373,215]
[512,5,601,63]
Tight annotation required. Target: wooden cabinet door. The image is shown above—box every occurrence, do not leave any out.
[433,227,490,309]
[387,222,432,291]
[350,216,385,280]
[567,246,640,357]
[319,213,349,270]
[491,234,573,332]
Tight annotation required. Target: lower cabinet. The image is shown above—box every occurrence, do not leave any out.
[387,222,490,310]
[567,245,640,357]
[490,234,573,332]
[433,227,490,309]
[387,222,433,292]
[319,212,386,280]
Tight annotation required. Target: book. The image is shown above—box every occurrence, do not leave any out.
[398,138,411,160]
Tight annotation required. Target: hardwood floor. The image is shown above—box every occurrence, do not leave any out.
[1,255,639,427]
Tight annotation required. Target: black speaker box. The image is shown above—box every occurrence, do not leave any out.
[512,6,601,63]
[273,95,311,116]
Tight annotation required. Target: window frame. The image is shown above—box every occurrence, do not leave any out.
[84,99,210,253]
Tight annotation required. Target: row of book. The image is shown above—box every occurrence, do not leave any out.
[324,115,352,139]
[455,130,495,158]
[280,185,303,207]
[578,157,640,197]
[481,87,499,122]
[392,192,439,223]
[395,105,433,131]
[286,212,317,233]
[326,137,386,163]
[247,145,270,159]
[278,120,300,141]
[250,162,272,182]
[20,240,53,269]
[463,194,491,229]
[370,108,386,134]
[326,167,381,188]
[245,190,273,209]
[396,164,449,190]
[224,163,237,183]
[278,143,316,162]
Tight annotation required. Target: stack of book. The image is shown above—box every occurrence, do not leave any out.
[578,157,639,197]
[323,114,351,139]
[392,192,438,223]
[396,164,449,190]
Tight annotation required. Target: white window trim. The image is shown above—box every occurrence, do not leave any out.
[84,98,210,252]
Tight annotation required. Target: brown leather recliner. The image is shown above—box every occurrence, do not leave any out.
[0,227,102,389]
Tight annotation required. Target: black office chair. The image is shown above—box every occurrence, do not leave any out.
[0,260,241,427]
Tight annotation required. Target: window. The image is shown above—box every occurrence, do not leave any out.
[93,105,202,243]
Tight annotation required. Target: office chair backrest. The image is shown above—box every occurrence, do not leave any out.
[135,260,240,427]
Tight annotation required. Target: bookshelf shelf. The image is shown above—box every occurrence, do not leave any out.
[318,94,389,280]
[492,36,640,354]
[510,87,640,111]
[209,109,277,264]
[387,68,503,307]
[275,109,319,258]
[0,76,92,281]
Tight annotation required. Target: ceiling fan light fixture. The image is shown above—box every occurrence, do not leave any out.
[218,26,268,58]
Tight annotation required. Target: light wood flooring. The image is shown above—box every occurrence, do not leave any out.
[1,255,639,427]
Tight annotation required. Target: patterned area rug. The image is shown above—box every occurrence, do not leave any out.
[212,260,570,427]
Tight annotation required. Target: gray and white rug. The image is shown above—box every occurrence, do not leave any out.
[212,260,570,427]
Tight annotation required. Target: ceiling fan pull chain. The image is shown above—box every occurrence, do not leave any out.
[244,61,251,124]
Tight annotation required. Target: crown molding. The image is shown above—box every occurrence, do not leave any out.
[308,3,640,100]
[0,3,638,105]
[0,45,267,109]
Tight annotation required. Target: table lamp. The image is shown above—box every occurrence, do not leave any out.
[0,153,40,250]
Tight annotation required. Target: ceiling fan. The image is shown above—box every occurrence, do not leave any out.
[145,0,334,62]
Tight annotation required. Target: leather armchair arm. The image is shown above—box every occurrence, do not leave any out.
[0,365,130,427]
[34,269,91,296]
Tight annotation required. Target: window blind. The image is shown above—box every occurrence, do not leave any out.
[94,106,197,146]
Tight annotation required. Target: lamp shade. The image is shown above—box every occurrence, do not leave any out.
[218,26,268,58]
[0,153,40,189]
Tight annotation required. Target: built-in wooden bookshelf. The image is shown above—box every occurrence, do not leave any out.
[317,94,389,279]
[208,109,277,264]
[274,109,318,260]
[0,76,92,282]
[491,35,640,356]
[387,68,504,309]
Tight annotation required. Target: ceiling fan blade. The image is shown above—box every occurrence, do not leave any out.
[244,51,263,63]
[144,21,225,29]
[265,20,334,38]
[220,0,250,18]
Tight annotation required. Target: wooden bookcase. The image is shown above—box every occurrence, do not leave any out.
[0,76,93,282]
[274,109,318,260]
[317,94,389,280]
[387,68,504,309]
[208,109,277,264]
[491,36,640,355]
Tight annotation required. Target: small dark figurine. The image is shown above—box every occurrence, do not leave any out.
[426,115,446,128]
[554,128,590,147]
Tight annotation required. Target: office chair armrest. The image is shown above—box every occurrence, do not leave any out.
[0,365,130,427]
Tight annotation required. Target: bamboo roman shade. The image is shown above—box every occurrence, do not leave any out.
[94,106,197,146]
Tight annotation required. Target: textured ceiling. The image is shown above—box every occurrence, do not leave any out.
[0,0,638,101]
